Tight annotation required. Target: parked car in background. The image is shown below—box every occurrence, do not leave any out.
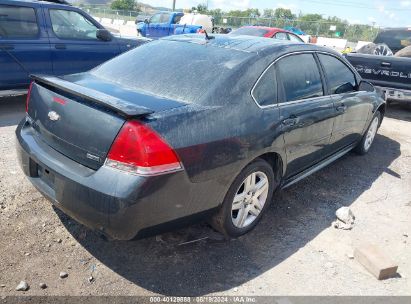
[345,28,411,103]
[229,26,304,42]
[136,12,212,39]
[17,35,384,240]
[284,26,311,43]
[0,0,147,96]
[284,26,306,36]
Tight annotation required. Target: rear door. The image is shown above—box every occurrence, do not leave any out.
[276,53,336,178]
[45,7,120,76]
[0,3,52,89]
[318,53,372,151]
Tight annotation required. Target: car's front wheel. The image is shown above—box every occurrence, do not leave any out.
[355,111,381,155]
[210,159,277,238]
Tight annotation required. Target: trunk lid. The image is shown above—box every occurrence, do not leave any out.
[27,74,186,170]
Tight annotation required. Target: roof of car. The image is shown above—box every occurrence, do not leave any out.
[241,26,284,31]
[239,25,296,35]
[1,0,70,7]
[163,34,332,55]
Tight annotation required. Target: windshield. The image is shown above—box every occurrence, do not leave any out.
[91,39,252,103]
[230,27,270,37]
[374,29,411,52]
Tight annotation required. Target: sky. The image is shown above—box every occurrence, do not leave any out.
[144,0,411,27]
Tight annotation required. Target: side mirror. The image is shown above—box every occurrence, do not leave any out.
[335,82,355,94]
[358,80,375,92]
[144,18,149,24]
[96,29,112,41]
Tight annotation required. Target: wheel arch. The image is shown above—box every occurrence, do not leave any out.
[256,152,284,184]
[376,103,386,126]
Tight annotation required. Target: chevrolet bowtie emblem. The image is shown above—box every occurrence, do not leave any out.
[48,111,60,121]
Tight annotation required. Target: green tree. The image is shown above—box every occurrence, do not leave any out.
[262,9,274,18]
[274,8,295,20]
[192,3,208,13]
[297,13,324,35]
[110,0,136,10]
[227,8,260,17]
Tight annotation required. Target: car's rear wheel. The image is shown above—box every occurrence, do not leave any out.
[210,159,277,238]
[355,111,381,155]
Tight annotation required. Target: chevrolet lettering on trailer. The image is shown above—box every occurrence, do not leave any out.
[355,66,411,79]
[346,28,411,103]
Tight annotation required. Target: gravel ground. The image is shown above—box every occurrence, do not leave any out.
[0,97,410,296]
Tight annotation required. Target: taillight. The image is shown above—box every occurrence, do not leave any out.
[105,121,182,176]
[197,28,205,33]
[25,81,34,113]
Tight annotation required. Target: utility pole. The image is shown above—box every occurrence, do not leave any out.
[172,0,176,11]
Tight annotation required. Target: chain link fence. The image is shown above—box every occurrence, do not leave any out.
[83,7,380,42]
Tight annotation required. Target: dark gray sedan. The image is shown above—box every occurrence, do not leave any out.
[16,35,385,240]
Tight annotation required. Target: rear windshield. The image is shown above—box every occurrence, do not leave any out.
[230,27,269,37]
[374,29,411,51]
[91,39,252,103]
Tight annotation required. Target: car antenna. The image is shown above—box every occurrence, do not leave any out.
[203,30,214,40]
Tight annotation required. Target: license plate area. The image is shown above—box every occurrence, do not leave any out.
[37,164,55,189]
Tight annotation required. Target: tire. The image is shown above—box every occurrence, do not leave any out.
[354,111,381,155]
[210,158,277,238]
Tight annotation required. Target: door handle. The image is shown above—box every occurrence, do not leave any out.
[55,44,66,50]
[336,104,347,112]
[282,117,298,126]
[380,61,391,67]
[0,44,14,50]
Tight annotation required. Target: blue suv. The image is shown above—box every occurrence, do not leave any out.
[0,0,147,93]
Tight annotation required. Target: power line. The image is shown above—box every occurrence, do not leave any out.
[297,0,411,11]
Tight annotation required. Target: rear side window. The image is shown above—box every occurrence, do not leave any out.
[274,32,288,40]
[252,65,277,107]
[288,33,303,42]
[0,5,39,38]
[172,15,182,24]
[276,54,323,102]
[50,9,98,40]
[318,54,357,94]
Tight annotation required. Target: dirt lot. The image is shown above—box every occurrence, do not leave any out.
[0,97,410,296]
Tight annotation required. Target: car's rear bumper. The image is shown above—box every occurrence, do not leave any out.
[16,117,221,240]
[376,86,411,103]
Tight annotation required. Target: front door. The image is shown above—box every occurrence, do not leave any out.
[276,53,336,178]
[45,8,120,76]
[146,13,162,38]
[317,53,372,151]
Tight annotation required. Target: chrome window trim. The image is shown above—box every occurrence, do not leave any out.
[250,50,359,109]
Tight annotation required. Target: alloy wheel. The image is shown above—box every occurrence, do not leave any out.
[231,171,269,228]
[364,116,379,151]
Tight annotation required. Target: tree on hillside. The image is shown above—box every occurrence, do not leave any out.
[111,0,135,10]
